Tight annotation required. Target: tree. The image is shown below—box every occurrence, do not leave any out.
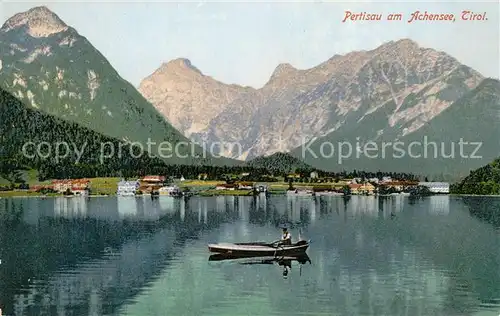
[342,185,351,195]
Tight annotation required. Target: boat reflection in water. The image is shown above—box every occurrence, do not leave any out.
[208,253,312,277]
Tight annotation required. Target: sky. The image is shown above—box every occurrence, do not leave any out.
[1,0,499,89]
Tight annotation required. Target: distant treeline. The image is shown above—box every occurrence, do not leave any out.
[246,152,310,173]
[34,164,420,183]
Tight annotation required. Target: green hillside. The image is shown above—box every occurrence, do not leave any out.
[291,78,500,180]
[0,12,238,167]
[398,78,500,178]
[245,152,313,174]
[451,158,500,195]
[0,87,171,181]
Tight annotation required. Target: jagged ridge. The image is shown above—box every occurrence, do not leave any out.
[1,6,68,38]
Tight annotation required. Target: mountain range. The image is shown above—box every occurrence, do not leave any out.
[294,78,500,178]
[1,6,499,180]
[140,37,499,179]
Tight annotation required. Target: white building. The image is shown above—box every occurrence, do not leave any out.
[382,176,392,183]
[254,183,269,193]
[216,184,236,190]
[117,180,139,196]
[158,185,180,195]
[418,182,450,194]
[238,182,254,190]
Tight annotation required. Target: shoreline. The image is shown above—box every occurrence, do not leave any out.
[449,194,500,197]
[2,183,495,198]
[2,191,494,198]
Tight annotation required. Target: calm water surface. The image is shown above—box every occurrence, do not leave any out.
[0,195,499,316]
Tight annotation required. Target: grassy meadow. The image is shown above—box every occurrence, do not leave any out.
[0,170,352,197]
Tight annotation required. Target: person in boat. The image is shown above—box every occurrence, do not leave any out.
[279,227,292,246]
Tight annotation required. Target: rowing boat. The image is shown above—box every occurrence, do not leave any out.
[286,190,314,196]
[208,240,309,257]
[315,191,344,196]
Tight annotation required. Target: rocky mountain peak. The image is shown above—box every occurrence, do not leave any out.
[158,58,203,76]
[375,38,423,57]
[138,57,252,138]
[269,63,297,80]
[387,38,419,49]
[1,6,68,38]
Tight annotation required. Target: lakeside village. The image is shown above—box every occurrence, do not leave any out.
[1,171,450,198]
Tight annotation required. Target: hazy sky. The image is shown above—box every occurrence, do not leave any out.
[1,0,499,88]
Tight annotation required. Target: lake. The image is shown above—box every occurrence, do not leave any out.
[0,195,499,316]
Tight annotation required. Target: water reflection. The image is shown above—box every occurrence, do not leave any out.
[0,196,498,316]
[178,198,186,222]
[215,196,225,212]
[208,253,311,264]
[209,254,312,278]
[0,196,245,315]
[462,196,500,228]
[156,196,174,212]
[54,196,88,217]
[193,199,208,224]
[429,195,450,215]
[117,197,137,218]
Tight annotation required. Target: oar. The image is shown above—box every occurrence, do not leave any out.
[234,241,268,245]
[234,241,280,247]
